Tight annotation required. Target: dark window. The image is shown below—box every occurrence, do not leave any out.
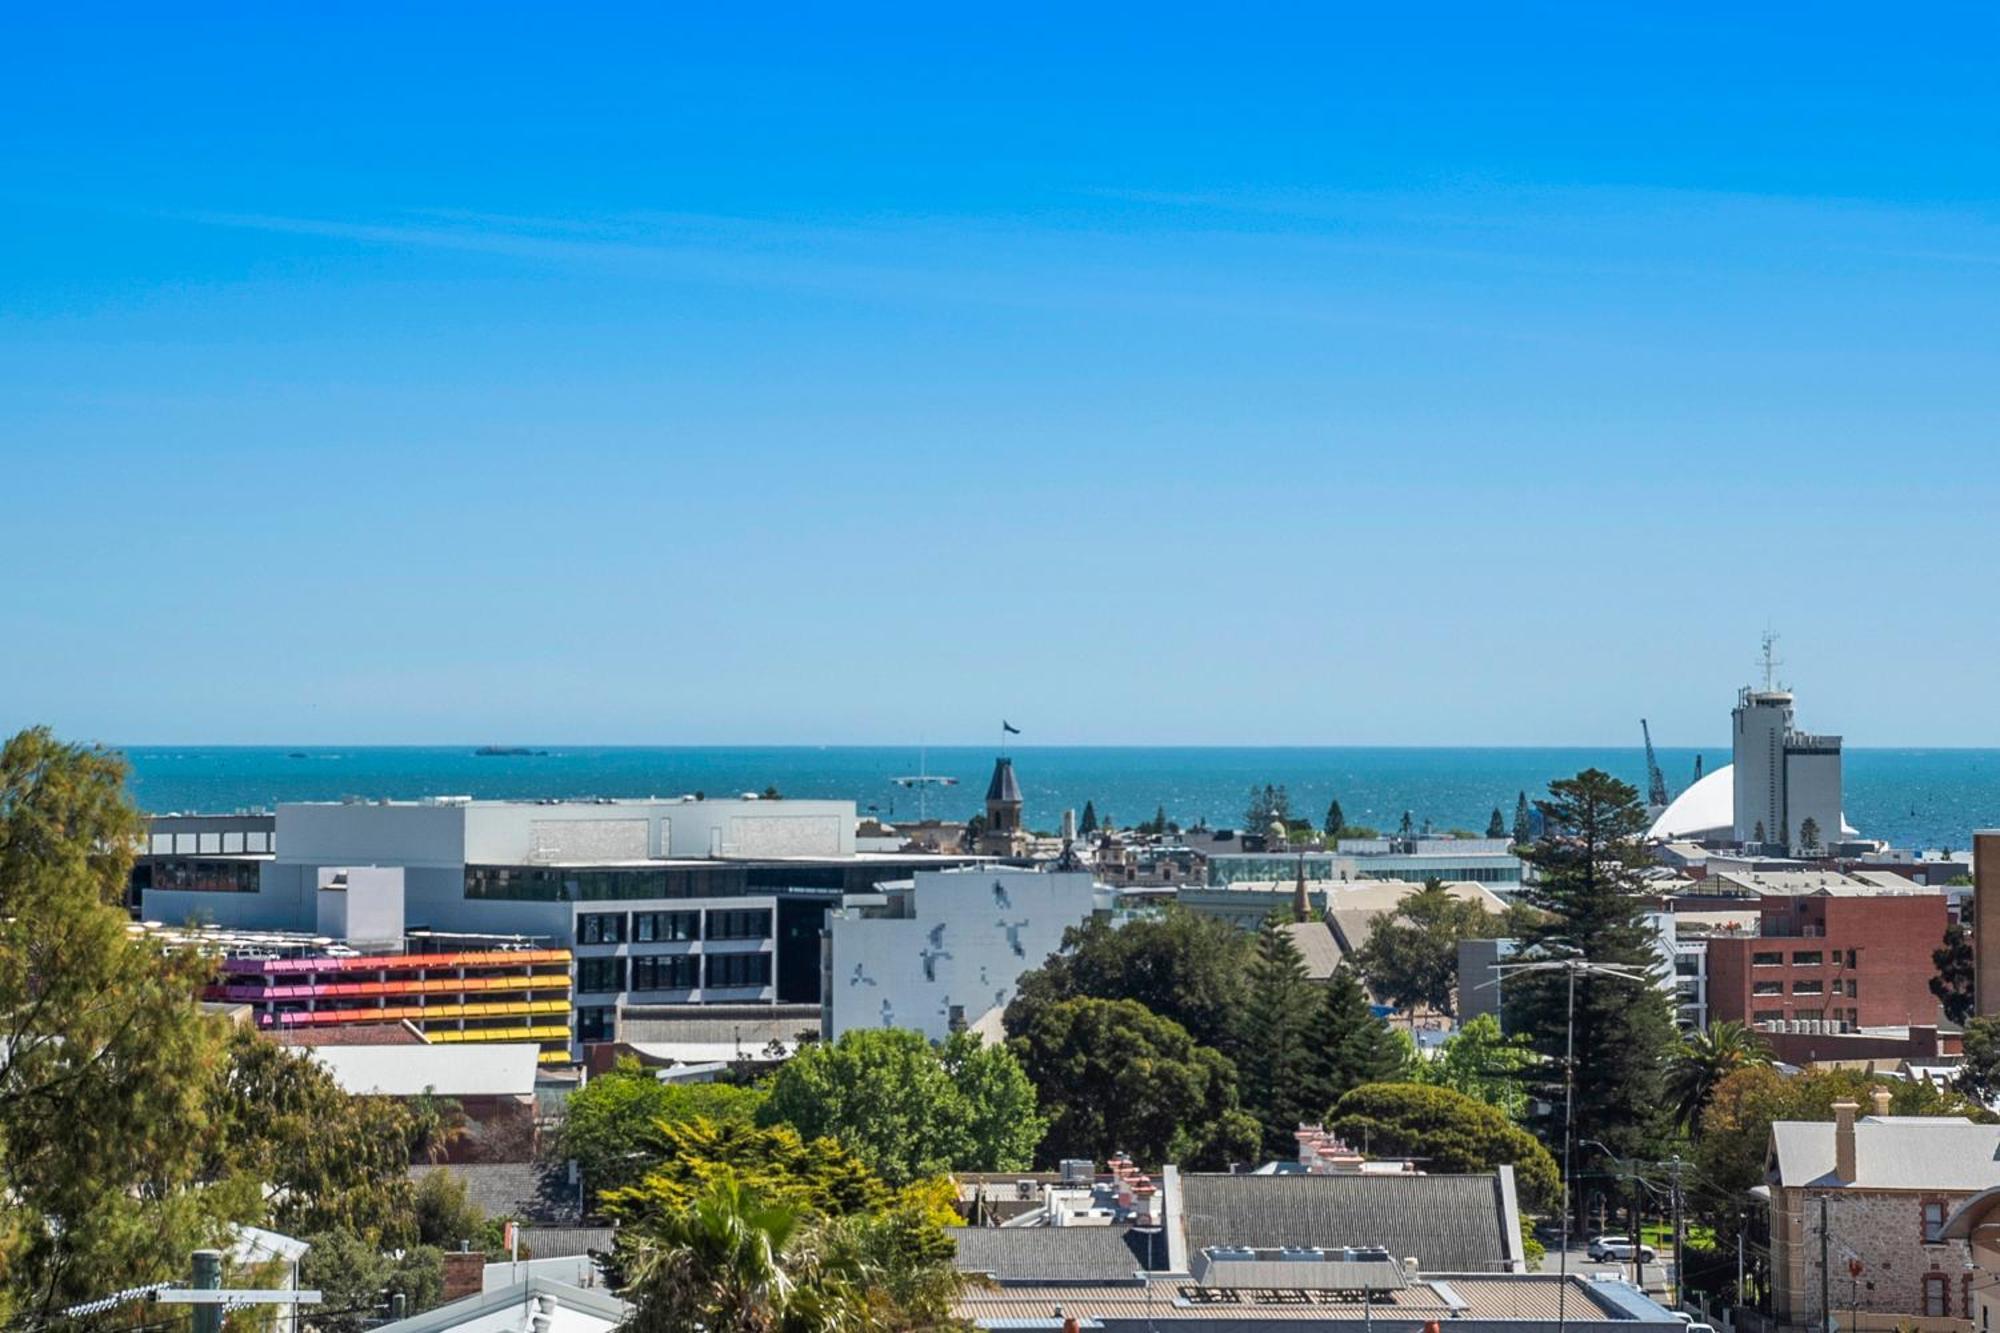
[705,953,772,989]
[634,911,700,943]
[1925,1273,1949,1317]
[632,954,700,991]
[1753,952,1783,966]
[578,912,628,945]
[1753,981,1784,996]
[147,858,262,893]
[577,957,626,993]
[1924,1200,1948,1244]
[707,909,772,941]
[1792,951,1823,966]
[465,866,568,901]
[576,1007,615,1042]
[1792,980,1824,996]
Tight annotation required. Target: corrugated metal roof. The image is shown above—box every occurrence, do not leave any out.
[1281,922,1344,980]
[1176,1173,1512,1273]
[951,1227,1162,1280]
[1770,1117,2000,1190]
[954,1274,1659,1324]
[310,1043,539,1098]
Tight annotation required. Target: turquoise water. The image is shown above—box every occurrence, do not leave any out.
[118,745,2000,854]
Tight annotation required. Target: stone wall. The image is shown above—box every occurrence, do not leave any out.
[1771,1185,1976,1324]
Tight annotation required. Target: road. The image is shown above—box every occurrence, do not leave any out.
[1536,1243,1674,1297]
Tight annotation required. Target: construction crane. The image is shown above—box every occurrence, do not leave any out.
[1641,719,1671,809]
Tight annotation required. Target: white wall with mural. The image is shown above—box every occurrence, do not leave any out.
[826,867,1106,1042]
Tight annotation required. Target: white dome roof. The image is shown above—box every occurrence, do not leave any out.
[1649,763,1735,841]
[1646,763,1856,843]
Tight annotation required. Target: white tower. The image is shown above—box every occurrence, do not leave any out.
[1730,634,1842,854]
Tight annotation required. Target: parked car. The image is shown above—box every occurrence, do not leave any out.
[1586,1235,1658,1263]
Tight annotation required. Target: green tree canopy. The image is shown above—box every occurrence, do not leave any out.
[301,1229,445,1333]
[1957,1015,2000,1104]
[1934,919,1975,1025]
[1008,997,1259,1170]
[1692,1064,1991,1256]
[1509,770,1678,1172]
[1409,1014,1537,1118]
[1330,1082,1560,1211]
[1314,965,1409,1109]
[1005,905,1252,1056]
[1665,1021,1770,1136]
[604,1118,890,1224]
[560,1060,766,1202]
[1352,879,1502,1019]
[1486,808,1507,840]
[1325,799,1346,837]
[0,729,246,1322]
[207,1027,422,1245]
[1078,800,1098,835]
[758,1028,1044,1186]
[1512,791,1532,845]
[1236,918,1319,1157]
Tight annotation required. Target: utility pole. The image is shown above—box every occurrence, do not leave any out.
[1669,1155,1685,1307]
[192,1251,222,1333]
[1819,1196,1832,1333]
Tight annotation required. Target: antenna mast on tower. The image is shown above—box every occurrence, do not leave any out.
[1760,629,1783,691]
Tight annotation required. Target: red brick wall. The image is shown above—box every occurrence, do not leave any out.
[1705,893,1947,1029]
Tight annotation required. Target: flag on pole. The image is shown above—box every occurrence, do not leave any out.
[1002,720,1021,735]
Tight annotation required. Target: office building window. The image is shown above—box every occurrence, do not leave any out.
[1792,951,1823,966]
[632,954,700,991]
[1752,1009,1785,1024]
[705,953,772,989]
[465,866,567,901]
[1924,1200,1948,1244]
[148,859,262,893]
[578,913,628,945]
[577,956,626,993]
[707,908,772,941]
[577,1007,615,1043]
[1753,952,1783,967]
[634,911,700,943]
[1792,980,1824,996]
[1753,981,1784,996]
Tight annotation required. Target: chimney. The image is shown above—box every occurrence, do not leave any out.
[1870,1086,1892,1117]
[1832,1100,1859,1184]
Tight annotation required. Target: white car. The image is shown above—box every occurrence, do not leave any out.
[1587,1234,1658,1263]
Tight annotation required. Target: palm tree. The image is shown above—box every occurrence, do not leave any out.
[1666,1021,1771,1135]
[620,1176,869,1333]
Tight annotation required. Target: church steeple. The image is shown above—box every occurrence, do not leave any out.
[1292,851,1311,921]
[985,756,1022,834]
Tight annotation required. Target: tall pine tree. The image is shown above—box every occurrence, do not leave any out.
[1509,770,1677,1203]
[1325,799,1346,838]
[1512,791,1531,845]
[1237,918,1318,1157]
[1485,807,1506,839]
[1313,965,1408,1114]
[1078,801,1097,835]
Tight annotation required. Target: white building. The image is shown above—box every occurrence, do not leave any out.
[825,866,1115,1042]
[141,796,978,1053]
[1732,686,1843,854]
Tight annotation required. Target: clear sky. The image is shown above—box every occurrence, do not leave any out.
[5,5,1999,747]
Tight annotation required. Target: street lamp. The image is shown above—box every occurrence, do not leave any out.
[1489,956,1654,1333]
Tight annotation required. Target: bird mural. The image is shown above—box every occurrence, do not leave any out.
[998,918,1031,958]
[991,879,1012,909]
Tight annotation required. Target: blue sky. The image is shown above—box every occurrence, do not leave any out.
[5,5,1999,746]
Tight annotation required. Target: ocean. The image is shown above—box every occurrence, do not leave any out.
[117,745,2000,854]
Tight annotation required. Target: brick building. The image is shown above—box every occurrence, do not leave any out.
[1705,886,1947,1031]
[1765,1093,2000,1331]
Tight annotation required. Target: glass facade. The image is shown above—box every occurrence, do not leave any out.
[143,858,263,893]
[705,953,771,988]
[707,908,772,941]
[578,912,628,944]
[576,1006,615,1042]
[576,956,626,993]
[631,954,700,991]
[467,862,924,902]
[634,911,700,943]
